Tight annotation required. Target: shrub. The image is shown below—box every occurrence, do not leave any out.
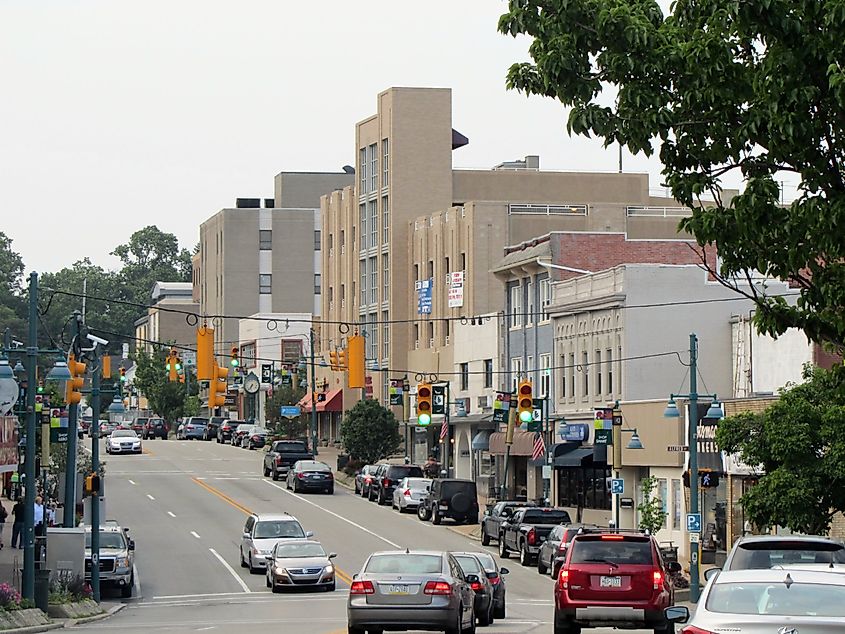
[0,583,21,610]
[49,572,92,604]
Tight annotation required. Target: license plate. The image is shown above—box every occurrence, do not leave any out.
[387,584,410,595]
[600,576,622,588]
[312,474,324,478]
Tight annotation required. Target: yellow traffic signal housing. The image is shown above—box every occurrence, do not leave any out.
[66,355,86,405]
[196,326,214,381]
[417,383,432,426]
[84,473,101,497]
[338,349,347,372]
[329,350,339,371]
[167,348,179,382]
[209,363,229,408]
[230,346,239,368]
[119,367,126,382]
[517,380,534,423]
[347,335,365,388]
[101,356,111,379]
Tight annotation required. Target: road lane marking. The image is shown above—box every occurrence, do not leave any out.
[264,480,401,548]
[128,479,137,485]
[146,494,155,501]
[208,548,251,593]
[191,531,201,539]
[192,477,252,515]
[334,568,353,585]
[167,511,176,518]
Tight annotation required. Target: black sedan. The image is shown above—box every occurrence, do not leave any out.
[452,552,495,626]
[471,550,509,619]
[285,460,334,494]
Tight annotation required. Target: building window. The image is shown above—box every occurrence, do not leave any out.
[369,313,378,360]
[444,318,450,344]
[414,264,419,283]
[657,478,669,530]
[427,321,434,348]
[526,280,534,326]
[340,284,345,308]
[314,230,321,251]
[444,256,450,274]
[340,230,345,255]
[607,348,613,394]
[328,286,333,304]
[540,354,551,397]
[382,196,389,245]
[240,341,257,368]
[510,357,522,392]
[369,143,378,191]
[460,252,466,273]
[427,260,434,280]
[369,256,377,305]
[618,346,623,395]
[460,363,469,391]
[672,479,682,530]
[595,349,602,394]
[383,255,389,297]
[360,264,367,306]
[359,147,367,193]
[557,467,612,510]
[369,199,377,251]
[314,274,321,295]
[414,323,419,347]
[510,284,523,328]
[382,138,389,187]
[359,204,367,251]
[382,310,389,359]
[539,276,551,320]
[582,351,589,397]
[259,274,272,295]
[259,230,272,250]
[569,353,575,398]
[484,359,493,388]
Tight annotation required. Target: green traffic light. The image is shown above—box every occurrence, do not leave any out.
[230,359,239,367]
[120,376,126,382]
[418,413,431,426]
[519,410,533,423]
[175,363,182,371]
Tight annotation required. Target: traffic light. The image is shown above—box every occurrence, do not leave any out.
[347,334,365,388]
[700,472,719,488]
[338,349,347,372]
[209,362,229,409]
[417,383,432,426]
[167,348,179,382]
[84,472,101,497]
[196,326,214,381]
[65,354,86,406]
[230,346,239,368]
[517,380,533,424]
[101,356,111,379]
[37,381,44,394]
[329,350,339,371]
[119,367,126,382]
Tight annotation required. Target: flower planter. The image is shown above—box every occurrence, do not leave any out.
[0,607,50,630]
[47,599,102,620]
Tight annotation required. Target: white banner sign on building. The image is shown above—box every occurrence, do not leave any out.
[447,271,465,308]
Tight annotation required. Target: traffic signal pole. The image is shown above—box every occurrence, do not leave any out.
[90,355,102,603]
[22,272,38,600]
[63,312,83,527]
[309,328,318,457]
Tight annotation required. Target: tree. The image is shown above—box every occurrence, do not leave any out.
[637,476,667,535]
[499,0,845,349]
[716,364,845,535]
[265,381,307,439]
[132,347,187,424]
[0,231,24,318]
[340,399,402,464]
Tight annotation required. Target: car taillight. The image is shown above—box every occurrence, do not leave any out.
[559,569,569,588]
[527,528,536,546]
[558,542,568,552]
[326,472,333,479]
[383,478,392,487]
[653,569,664,590]
[488,573,500,585]
[423,581,452,595]
[470,581,482,591]
[364,476,372,483]
[275,456,282,465]
[681,627,716,634]
[403,489,411,496]
[349,580,375,595]
[251,435,260,441]
[601,534,624,540]
[296,472,305,479]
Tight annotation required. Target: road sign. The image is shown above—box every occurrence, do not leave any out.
[280,405,301,418]
[667,445,689,452]
[261,364,273,384]
[689,532,700,543]
[611,479,624,495]
[182,351,197,367]
[687,513,702,533]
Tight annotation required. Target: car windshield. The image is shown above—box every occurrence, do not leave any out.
[522,509,571,524]
[85,533,125,549]
[706,581,845,616]
[150,419,164,425]
[455,555,482,574]
[365,554,442,574]
[112,431,137,438]
[251,429,267,435]
[253,521,305,539]
[406,478,431,489]
[277,441,308,452]
[570,538,653,565]
[388,466,423,478]
[731,541,845,569]
[274,542,326,558]
[190,418,208,426]
[298,461,330,471]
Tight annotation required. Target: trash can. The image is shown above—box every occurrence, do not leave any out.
[34,569,50,612]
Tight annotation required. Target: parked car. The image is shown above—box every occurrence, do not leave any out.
[369,464,424,505]
[537,524,601,578]
[97,420,119,438]
[392,477,431,513]
[263,439,314,480]
[354,464,379,498]
[664,568,845,634]
[452,552,495,626]
[239,512,312,574]
[217,420,243,443]
[554,531,680,634]
[480,501,536,546]
[79,416,92,439]
[265,540,337,593]
[706,534,845,580]
[499,507,572,566]
[232,424,252,447]
[204,416,226,441]
[243,427,268,450]
[177,417,208,440]
[347,550,477,634]
[471,551,509,619]
[84,525,135,598]
[130,417,147,435]
[105,429,142,454]
[417,478,479,525]
[143,418,168,440]
[286,460,334,494]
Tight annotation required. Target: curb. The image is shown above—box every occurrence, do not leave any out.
[0,623,63,634]
[64,603,125,627]
[446,526,482,542]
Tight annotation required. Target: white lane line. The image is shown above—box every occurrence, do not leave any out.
[208,548,251,593]
[190,531,201,539]
[264,480,401,548]
[128,479,137,485]
[213,477,240,480]
[196,628,215,632]
[167,511,176,518]
[146,494,155,501]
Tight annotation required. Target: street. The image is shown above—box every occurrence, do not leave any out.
[69,439,654,634]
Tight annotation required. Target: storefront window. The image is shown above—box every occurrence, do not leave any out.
[556,466,612,510]
[672,478,681,530]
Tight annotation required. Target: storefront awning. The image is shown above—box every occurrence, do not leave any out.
[488,430,537,456]
[471,430,491,451]
[553,446,595,467]
[296,389,343,413]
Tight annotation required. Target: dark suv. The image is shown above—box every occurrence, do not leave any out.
[417,478,479,525]
[217,420,243,443]
[554,531,681,634]
[368,464,424,505]
[204,416,226,441]
[144,418,168,439]
[537,524,601,578]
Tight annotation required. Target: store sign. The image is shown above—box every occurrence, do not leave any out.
[447,271,464,308]
[560,423,589,442]
[416,278,433,314]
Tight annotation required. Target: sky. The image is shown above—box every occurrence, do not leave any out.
[0,0,784,274]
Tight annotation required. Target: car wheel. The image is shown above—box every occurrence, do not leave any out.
[432,509,441,525]
[266,573,271,588]
[239,548,247,568]
[271,583,282,594]
[551,562,561,579]
[347,627,365,634]
[478,600,493,627]
[654,622,675,634]
[499,537,510,558]
[325,581,336,591]
[466,514,478,525]
[377,490,385,505]
[537,555,548,575]
[121,575,134,598]
[481,527,491,546]
[263,465,270,477]
[326,486,334,494]
[520,543,532,567]
[554,610,580,634]
[445,605,463,634]
[248,554,258,574]
[493,598,505,620]
[417,504,431,522]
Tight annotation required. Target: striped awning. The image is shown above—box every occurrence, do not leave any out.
[488,430,537,456]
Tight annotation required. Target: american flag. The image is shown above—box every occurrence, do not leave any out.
[440,416,448,440]
[531,432,546,462]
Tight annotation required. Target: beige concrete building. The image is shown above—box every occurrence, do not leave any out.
[133,281,199,355]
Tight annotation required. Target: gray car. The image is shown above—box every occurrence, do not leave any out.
[84,525,135,598]
[392,477,431,513]
[347,550,478,634]
[452,552,495,627]
[706,534,845,580]
[239,513,313,574]
[265,540,337,593]
[666,568,845,633]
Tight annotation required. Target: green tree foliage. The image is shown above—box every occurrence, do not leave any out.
[340,399,402,464]
[265,380,307,439]
[132,347,188,424]
[111,225,193,302]
[0,231,24,316]
[637,476,667,535]
[499,0,845,348]
[716,365,845,535]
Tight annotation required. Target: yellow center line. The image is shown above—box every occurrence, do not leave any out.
[191,477,354,585]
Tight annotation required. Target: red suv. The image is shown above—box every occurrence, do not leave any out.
[554,532,681,634]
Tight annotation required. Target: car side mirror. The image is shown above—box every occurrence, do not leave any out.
[664,606,689,624]
[499,567,509,575]
[328,553,337,559]
[128,540,135,551]
[703,567,720,581]
[484,509,491,516]
[465,574,480,584]
[243,531,250,537]
[666,561,682,574]
[305,531,314,538]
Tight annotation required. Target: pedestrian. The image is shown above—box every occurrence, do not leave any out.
[11,499,24,548]
[34,496,44,536]
[423,456,440,479]
[0,502,7,549]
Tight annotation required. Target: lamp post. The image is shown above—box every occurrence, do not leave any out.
[309,328,318,457]
[610,403,643,531]
[663,333,723,604]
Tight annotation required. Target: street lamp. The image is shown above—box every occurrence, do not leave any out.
[663,332,721,604]
[0,359,13,380]
[611,408,644,531]
[626,429,643,450]
[107,395,125,415]
[46,360,72,382]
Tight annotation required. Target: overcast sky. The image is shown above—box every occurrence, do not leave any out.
[2,0,776,275]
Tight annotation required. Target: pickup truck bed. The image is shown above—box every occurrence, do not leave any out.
[263,440,313,480]
[498,507,572,567]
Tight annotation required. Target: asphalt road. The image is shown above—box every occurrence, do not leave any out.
[69,438,658,634]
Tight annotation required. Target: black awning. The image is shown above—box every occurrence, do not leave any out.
[553,446,594,468]
[550,442,581,459]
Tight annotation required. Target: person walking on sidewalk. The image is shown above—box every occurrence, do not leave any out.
[0,503,6,549]
[11,499,24,549]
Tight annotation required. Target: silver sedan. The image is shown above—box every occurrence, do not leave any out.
[392,477,431,512]
[666,568,845,633]
[265,540,336,593]
[347,550,477,634]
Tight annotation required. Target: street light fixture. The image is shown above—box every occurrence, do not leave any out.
[107,395,125,414]
[0,359,13,380]
[46,360,72,382]
[13,360,25,375]
[626,429,644,450]
[706,400,724,419]
[663,397,680,418]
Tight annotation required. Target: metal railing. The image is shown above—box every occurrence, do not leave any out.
[626,206,691,217]
[508,203,588,216]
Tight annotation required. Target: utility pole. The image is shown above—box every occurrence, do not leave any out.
[687,334,700,602]
[22,272,38,600]
[309,328,318,457]
[63,312,82,527]
[90,355,102,603]
[443,382,450,477]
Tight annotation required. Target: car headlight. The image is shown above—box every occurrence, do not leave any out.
[323,565,334,574]
[275,567,289,576]
[116,557,130,568]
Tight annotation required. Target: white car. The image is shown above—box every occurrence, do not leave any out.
[106,429,142,454]
[391,477,431,512]
[666,568,845,633]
